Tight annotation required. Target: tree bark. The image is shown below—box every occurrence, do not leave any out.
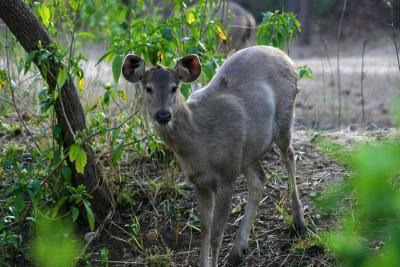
[0,0,112,221]
[287,0,300,14]
[298,0,311,45]
[287,0,311,45]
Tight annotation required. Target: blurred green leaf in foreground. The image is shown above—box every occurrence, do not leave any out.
[313,109,400,267]
[31,216,82,267]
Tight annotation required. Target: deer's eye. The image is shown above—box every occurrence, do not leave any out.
[171,86,178,94]
[145,87,153,94]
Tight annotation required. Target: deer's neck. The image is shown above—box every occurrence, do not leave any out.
[156,96,198,157]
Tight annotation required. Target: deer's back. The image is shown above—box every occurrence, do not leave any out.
[188,46,297,167]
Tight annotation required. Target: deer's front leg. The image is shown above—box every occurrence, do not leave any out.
[210,183,234,267]
[195,187,214,267]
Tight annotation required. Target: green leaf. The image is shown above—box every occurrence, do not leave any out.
[52,196,68,218]
[297,65,313,80]
[256,11,301,49]
[103,91,110,107]
[161,28,173,41]
[83,200,95,231]
[78,78,85,95]
[180,84,190,99]
[111,142,124,165]
[52,124,62,138]
[32,217,83,267]
[118,90,128,101]
[69,0,79,11]
[72,207,79,222]
[112,55,123,84]
[57,68,68,88]
[77,31,96,39]
[95,51,113,66]
[14,193,25,218]
[68,144,87,174]
[185,11,196,25]
[62,165,72,184]
[24,52,36,74]
[37,4,51,27]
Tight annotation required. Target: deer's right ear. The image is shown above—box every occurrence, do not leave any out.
[122,54,145,83]
[175,55,201,83]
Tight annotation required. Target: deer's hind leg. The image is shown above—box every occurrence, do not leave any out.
[228,161,266,265]
[277,133,306,237]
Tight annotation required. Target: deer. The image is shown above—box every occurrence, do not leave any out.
[122,45,306,267]
[216,1,256,53]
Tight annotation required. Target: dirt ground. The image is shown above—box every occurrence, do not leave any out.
[82,129,396,267]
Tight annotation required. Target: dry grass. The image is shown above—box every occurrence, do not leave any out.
[84,129,396,266]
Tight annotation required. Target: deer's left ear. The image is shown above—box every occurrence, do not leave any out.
[175,55,201,83]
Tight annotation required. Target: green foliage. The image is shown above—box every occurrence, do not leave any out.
[146,248,173,267]
[0,230,21,264]
[185,208,201,232]
[100,247,110,267]
[129,216,144,252]
[297,65,313,80]
[256,11,301,49]
[35,2,51,28]
[68,144,87,174]
[315,132,400,267]
[31,216,83,267]
[112,55,124,83]
[98,0,225,84]
[67,184,95,231]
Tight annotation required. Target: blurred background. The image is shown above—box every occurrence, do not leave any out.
[78,0,400,130]
[237,0,400,129]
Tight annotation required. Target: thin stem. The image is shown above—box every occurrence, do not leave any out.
[199,0,208,38]
[336,0,347,129]
[19,153,69,226]
[86,106,141,140]
[67,0,81,72]
[390,0,400,74]
[127,0,132,45]
[0,96,13,106]
[5,27,41,152]
[361,39,367,124]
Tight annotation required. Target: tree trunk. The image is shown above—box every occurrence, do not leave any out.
[298,0,311,45]
[0,0,112,221]
[287,0,300,14]
[288,0,311,45]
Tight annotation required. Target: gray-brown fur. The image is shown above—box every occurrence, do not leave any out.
[122,46,306,267]
[217,1,256,52]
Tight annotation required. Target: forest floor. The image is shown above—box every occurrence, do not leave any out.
[82,128,396,267]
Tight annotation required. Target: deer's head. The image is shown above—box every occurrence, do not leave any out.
[122,54,201,125]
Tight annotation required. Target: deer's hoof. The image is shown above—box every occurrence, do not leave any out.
[227,245,248,266]
[294,215,307,238]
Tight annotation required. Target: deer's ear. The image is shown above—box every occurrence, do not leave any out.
[122,54,145,83]
[175,55,201,83]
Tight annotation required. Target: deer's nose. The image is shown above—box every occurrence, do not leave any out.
[155,111,171,125]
